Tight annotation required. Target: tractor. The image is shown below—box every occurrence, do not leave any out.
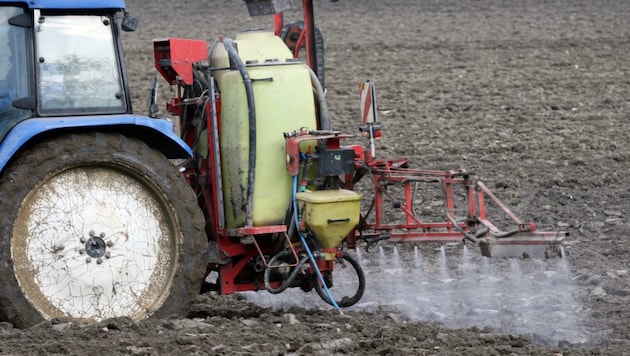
[0,0,566,328]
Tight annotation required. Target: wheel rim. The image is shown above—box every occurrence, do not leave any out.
[11,165,179,322]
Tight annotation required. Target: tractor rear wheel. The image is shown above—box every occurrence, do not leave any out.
[0,133,207,328]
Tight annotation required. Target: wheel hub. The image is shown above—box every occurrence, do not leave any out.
[85,236,106,258]
[80,231,112,262]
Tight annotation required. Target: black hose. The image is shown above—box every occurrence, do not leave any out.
[263,250,310,294]
[365,234,390,252]
[356,196,374,241]
[222,37,256,227]
[438,183,480,243]
[491,229,521,239]
[444,209,477,243]
[306,65,331,130]
[475,226,489,237]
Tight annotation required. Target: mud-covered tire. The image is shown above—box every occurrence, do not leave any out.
[0,133,207,328]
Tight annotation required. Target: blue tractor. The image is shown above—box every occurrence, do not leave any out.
[0,0,208,327]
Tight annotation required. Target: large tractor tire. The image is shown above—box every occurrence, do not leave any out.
[0,133,208,328]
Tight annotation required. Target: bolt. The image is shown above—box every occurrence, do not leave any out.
[106,241,114,247]
[80,236,86,243]
[86,257,92,263]
[96,258,103,265]
[105,251,111,259]
[100,232,106,238]
[79,249,85,255]
[89,231,95,237]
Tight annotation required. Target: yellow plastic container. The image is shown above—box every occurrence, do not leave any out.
[216,31,317,228]
[212,31,295,89]
[296,189,362,250]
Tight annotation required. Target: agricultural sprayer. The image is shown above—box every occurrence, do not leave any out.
[0,0,566,327]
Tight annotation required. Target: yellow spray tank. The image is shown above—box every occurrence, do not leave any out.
[211,31,318,228]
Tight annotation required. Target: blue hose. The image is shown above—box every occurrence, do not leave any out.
[292,176,340,310]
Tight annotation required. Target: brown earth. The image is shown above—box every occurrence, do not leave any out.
[1,0,629,355]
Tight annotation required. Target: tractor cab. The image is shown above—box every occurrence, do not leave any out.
[0,1,139,140]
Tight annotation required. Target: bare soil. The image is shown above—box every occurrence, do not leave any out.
[2,0,629,355]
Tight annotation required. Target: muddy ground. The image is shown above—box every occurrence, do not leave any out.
[1,0,629,355]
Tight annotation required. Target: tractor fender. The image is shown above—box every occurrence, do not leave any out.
[0,114,192,173]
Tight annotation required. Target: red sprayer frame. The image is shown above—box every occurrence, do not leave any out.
[154,0,567,298]
[346,92,567,257]
[350,156,567,256]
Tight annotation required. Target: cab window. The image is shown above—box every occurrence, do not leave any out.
[35,14,125,114]
[0,6,30,119]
